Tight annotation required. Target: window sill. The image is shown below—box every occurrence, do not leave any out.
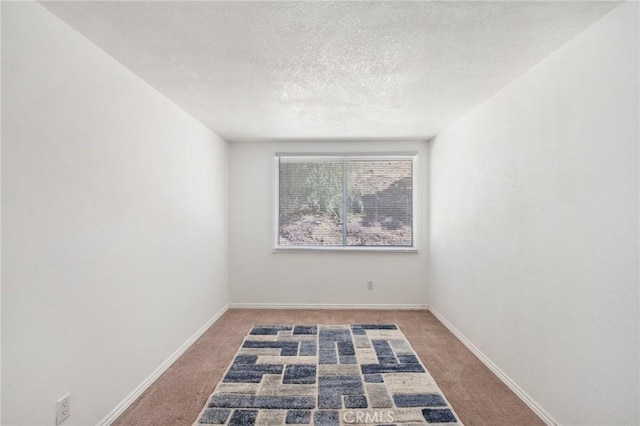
[272,246,419,253]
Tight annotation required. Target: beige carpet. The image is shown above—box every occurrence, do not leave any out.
[113,309,544,426]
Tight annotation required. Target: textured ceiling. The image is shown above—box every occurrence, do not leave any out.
[42,1,619,142]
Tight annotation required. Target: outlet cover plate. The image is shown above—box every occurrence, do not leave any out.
[56,393,71,425]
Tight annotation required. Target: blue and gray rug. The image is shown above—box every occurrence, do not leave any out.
[195,324,462,425]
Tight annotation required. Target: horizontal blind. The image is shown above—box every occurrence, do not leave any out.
[346,160,413,246]
[277,155,414,248]
[278,158,344,246]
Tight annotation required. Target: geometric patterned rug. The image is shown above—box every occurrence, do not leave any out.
[194,324,462,425]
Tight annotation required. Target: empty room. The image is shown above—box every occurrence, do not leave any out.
[1,1,638,426]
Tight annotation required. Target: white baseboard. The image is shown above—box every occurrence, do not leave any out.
[427,306,558,426]
[98,304,229,426]
[229,303,428,310]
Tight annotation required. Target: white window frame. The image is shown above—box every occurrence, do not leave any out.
[273,152,418,252]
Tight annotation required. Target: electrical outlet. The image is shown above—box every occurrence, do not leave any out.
[56,393,71,425]
[367,281,374,291]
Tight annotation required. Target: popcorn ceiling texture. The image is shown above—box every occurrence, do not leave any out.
[42,1,617,142]
[195,324,461,425]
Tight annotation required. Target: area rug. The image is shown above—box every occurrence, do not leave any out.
[194,324,462,425]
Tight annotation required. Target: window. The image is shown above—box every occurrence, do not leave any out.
[275,154,416,250]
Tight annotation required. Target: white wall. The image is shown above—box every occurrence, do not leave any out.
[428,3,639,425]
[229,141,428,306]
[1,3,228,425]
